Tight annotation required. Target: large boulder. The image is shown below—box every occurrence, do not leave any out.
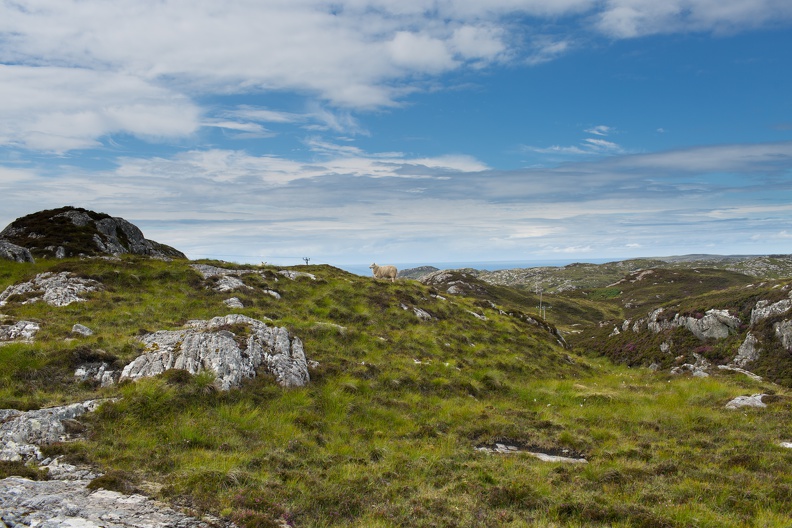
[121,314,310,390]
[0,206,185,259]
[0,240,34,263]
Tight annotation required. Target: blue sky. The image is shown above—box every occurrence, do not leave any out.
[1,1,791,267]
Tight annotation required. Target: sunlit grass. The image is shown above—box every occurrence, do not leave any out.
[1,257,791,526]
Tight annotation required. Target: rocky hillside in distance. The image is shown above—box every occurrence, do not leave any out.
[397,265,439,279]
[465,254,792,293]
[567,266,792,386]
[0,206,186,261]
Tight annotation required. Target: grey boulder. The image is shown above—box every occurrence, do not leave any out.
[121,314,310,390]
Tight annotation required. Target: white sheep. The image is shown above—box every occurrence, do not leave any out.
[369,263,398,283]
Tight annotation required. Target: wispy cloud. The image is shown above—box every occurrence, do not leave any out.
[523,125,625,160]
[2,139,790,263]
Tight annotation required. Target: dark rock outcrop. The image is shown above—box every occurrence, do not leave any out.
[0,240,34,263]
[0,206,185,259]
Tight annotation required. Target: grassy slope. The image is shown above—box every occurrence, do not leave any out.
[0,258,791,527]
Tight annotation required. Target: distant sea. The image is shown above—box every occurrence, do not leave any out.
[337,258,620,277]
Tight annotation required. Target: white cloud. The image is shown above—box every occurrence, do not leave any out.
[1,1,790,153]
[595,0,792,38]
[0,65,199,152]
[2,138,791,263]
[586,125,614,136]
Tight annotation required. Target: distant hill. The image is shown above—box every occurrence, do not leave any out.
[472,255,792,293]
[0,206,186,260]
[397,265,439,279]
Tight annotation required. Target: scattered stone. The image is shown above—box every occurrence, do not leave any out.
[670,353,711,378]
[466,310,488,321]
[223,297,244,309]
[278,270,316,281]
[725,394,767,409]
[0,240,34,263]
[72,324,94,336]
[313,322,347,333]
[780,442,792,449]
[609,326,620,337]
[121,314,309,390]
[400,303,433,321]
[475,442,587,464]
[0,320,40,342]
[717,365,763,382]
[74,362,119,387]
[0,272,102,307]
[263,289,281,299]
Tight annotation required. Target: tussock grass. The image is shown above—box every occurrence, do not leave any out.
[1,257,791,526]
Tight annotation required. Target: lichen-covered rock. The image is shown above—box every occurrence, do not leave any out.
[72,323,94,336]
[121,314,310,389]
[670,353,711,378]
[0,401,107,462]
[0,272,102,307]
[0,320,40,341]
[279,270,316,281]
[725,394,767,409]
[74,362,119,387]
[224,297,244,308]
[750,296,792,325]
[732,332,761,367]
[773,319,792,350]
[0,240,34,263]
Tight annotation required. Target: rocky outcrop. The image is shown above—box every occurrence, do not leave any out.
[121,314,310,390]
[0,401,107,462]
[0,272,102,307]
[750,297,792,325]
[0,206,185,259]
[638,308,741,340]
[0,240,34,263]
[0,400,225,528]
[732,332,761,368]
[0,320,40,342]
[74,362,119,388]
[418,270,488,296]
[0,476,227,528]
[279,270,316,281]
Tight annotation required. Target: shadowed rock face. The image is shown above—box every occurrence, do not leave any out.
[0,240,34,263]
[0,206,185,259]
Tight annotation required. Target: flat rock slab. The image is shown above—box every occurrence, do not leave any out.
[725,394,767,409]
[0,476,223,528]
[475,443,588,464]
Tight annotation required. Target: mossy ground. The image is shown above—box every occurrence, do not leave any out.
[1,257,791,526]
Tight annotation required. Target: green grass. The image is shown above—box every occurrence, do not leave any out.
[1,257,791,526]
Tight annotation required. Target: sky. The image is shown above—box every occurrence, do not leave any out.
[1,0,791,267]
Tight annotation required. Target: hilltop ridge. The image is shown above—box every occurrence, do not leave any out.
[0,206,185,261]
